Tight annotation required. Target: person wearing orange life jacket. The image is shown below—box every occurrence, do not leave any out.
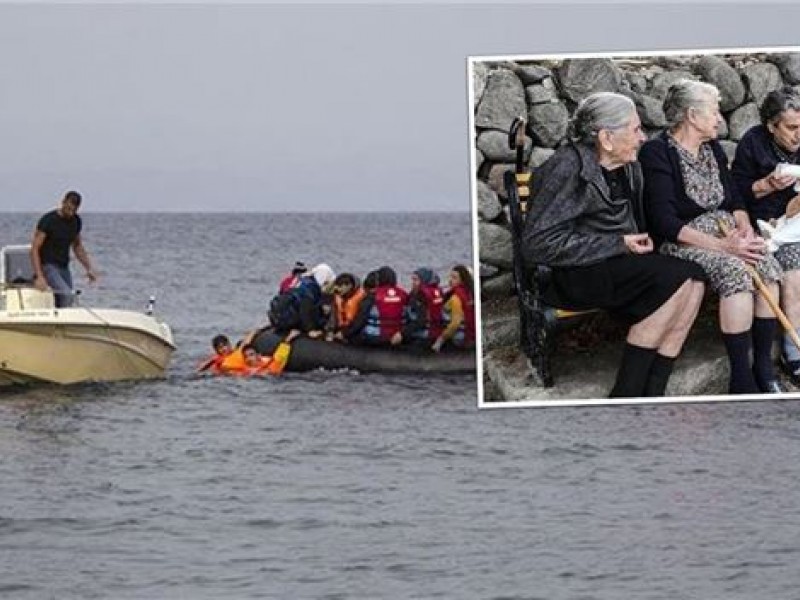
[391,267,444,346]
[327,272,367,341]
[239,344,274,376]
[345,267,408,346]
[196,334,234,373]
[218,343,286,376]
[433,264,475,352]
[201,328,298,377]
[341,271,378,342]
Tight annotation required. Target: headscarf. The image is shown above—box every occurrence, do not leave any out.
[413,267,438,286]
[310,263,336,288]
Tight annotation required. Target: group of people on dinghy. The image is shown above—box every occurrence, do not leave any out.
[199,262,476,376]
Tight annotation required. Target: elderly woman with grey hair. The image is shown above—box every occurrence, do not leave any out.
[731,86,800,384]
[523,91,705,398]
[639,79,784,394]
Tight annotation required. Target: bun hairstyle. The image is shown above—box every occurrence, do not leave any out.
[759,85,800,126]
[662,79,720,128]
[569,92,636,145]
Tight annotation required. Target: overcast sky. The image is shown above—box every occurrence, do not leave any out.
[1,3,799,212]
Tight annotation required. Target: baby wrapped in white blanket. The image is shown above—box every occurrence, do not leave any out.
[756,163,800,253]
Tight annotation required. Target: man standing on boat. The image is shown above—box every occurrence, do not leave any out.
[30,190,98,308]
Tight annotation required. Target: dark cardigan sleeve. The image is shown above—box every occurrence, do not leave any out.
[521,152,628,267]
[731,126,795,222]
[731,130,762,208]
[639,138,688,244]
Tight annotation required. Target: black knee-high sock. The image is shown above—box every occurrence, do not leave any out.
[643,354,676,397]
[609,343,658,398]
[722,331,759,394]
[752,317,778,385]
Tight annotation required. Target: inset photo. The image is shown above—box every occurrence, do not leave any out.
[470,47,800,407]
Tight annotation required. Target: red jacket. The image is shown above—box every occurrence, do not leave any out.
[365,285,408,339]
[450,284,475,345]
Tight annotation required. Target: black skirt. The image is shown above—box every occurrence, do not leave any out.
[543,253,706,324]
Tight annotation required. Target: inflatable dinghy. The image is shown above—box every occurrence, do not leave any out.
[252,330,475,374]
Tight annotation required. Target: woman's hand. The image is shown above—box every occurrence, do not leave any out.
[768,170,797,191]
[722,228,767,265]
[755,170,797,197]
[732,210,755,239]
[623,233,654,254]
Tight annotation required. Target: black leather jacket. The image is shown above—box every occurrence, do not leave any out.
[522,142,646,268]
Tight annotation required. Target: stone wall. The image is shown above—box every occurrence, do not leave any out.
[473,51,800,301]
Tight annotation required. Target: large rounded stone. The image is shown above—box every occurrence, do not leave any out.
[475,69,526,131]
[625,71,648,94]
[472,61,490,106]
[477,129,531,163]
[634,92,667,128]
[696,55,745,112]
[513,63,553,85]
[768,52,800,85]
[527,101,569,148]
[525,79,559,105]
[742,62,783,106]
[478,221,513,269]
[557,58,623,103]
[476,180,503,222]
[728,102,760,141]
[487,163,515,199]
[481,272,515,297]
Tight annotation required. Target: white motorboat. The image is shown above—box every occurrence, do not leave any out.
[0,244,176,386]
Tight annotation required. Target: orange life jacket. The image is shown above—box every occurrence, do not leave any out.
[198,353,228,374]
[220,349,279,377]
[334,287,366,329]
[220,348,247,372]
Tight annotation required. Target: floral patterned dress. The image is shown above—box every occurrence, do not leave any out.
[660,135,782,298]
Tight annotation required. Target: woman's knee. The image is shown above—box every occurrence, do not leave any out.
[782,269,800,297]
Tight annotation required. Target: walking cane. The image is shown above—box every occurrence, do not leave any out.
[508,117,531,210]
[717,217,800,353]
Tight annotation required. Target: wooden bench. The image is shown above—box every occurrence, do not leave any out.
[504,118,599,387]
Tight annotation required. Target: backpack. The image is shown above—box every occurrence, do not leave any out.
[268,293,300,331]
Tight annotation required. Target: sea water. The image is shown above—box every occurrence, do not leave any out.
[2,213,800,598]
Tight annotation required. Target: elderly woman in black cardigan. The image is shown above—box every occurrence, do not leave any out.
[639,79,784,394]
[523,92,705,398]
[731,86,800,384]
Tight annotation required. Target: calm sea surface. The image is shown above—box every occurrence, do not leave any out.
[3,213,800,599]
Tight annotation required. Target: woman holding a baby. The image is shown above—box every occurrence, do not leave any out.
[731,86,800,384]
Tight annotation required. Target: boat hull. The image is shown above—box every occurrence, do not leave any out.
[252,330,475,374]
[0,307,175,386]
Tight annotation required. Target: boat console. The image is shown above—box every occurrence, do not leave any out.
[0,244,56,311]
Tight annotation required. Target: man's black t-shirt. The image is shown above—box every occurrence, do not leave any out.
[36,209,82,268]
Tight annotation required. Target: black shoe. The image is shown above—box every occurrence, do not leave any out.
[780,356,800,386]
